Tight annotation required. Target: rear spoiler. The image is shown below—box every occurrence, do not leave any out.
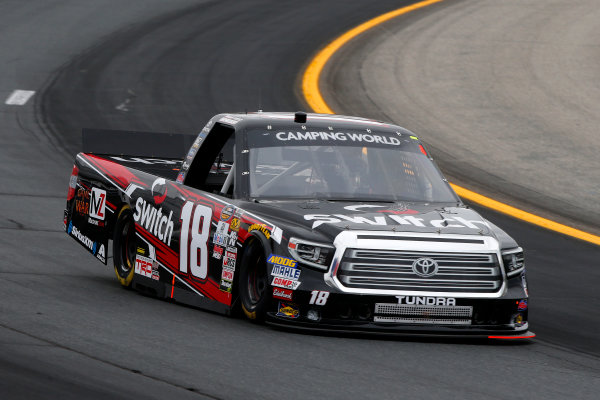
[82,128,197,159]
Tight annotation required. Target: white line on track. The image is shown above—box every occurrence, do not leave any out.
[5,90,35,105]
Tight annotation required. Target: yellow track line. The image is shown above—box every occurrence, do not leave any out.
[301,0,600,246]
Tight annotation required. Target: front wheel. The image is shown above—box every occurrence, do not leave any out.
[113,204,136,287]
[239,242,270,321]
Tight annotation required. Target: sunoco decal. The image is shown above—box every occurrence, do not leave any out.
[276,301,299,319]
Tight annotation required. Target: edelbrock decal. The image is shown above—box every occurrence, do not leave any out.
[273,287,293,300]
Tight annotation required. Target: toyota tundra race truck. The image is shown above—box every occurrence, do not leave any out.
[64,111,533,338]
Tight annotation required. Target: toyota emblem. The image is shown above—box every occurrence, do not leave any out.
[412,257,438,277]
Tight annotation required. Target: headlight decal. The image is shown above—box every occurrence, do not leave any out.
[501,248,525,277]
[288,237,335,271]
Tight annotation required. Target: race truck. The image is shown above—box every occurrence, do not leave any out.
[64,111,533,338]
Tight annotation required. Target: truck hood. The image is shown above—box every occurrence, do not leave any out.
[244,200,504,242]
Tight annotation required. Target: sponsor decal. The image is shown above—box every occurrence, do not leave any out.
[275,131,401,145]
[213,233,227,246]
[213,221,229,246]
[151,178,168,205]
[219,277,233,292]
[396,296,456,306]
[517,299,528,311]
[305,205,489,230]
[133,197,174,246]
[152,269,160,281]
[95,244,106,263]
[75,188,90,216]
[271,265,300,280]
[176,173,184,183]
[521,272,529,297]
[271,226,282,244]
[214,232,236,247]
[227,231,237,247]
[219,115,242,125]
[276,301,299,319]
[67,221,104,261]
[219,248,237,292]
[186,147,197,159]
[87,217,105,227]
[223,248,237,269]
[68,221,95,252]
[110,156,178,165]
[136,247,146,255]
[216,220,229,235]
[273,287,293,301]
[212,245,224,260]
[267,255,297,268]
[272,276,301,290]
[220,205,235,221]
[230,218,240,232]
[221,268,234,282]
[89,188,106,220]
[135,255,153,278]
[248,223,270,239]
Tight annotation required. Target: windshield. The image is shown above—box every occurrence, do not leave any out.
[247,130,457,202]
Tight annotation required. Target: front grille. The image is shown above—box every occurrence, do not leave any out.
[373,303,473,325]
[337,249,502,293]
[375,304,473,317]
[373,316,472,325]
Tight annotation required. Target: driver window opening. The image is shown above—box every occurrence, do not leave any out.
[184,124,235,197]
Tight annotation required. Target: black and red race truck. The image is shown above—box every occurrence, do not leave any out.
[64,111,533,338]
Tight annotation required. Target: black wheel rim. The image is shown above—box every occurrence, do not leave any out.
[118,216,135,276]
[247,255,267,305]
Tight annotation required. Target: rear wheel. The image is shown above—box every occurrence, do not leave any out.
[113,204,136,287]
[239,242,270,321]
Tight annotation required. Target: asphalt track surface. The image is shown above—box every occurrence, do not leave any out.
[322,0,600,235]
[0,1,598,399]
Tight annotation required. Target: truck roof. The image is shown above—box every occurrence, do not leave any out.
[212,111,415,136]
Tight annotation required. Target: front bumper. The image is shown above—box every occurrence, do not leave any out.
[265,292,533,339]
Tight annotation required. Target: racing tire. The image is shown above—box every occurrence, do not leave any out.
[239,241,270,321]
[113,204,136,287]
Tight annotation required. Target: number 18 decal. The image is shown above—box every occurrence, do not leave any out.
[180,202,212,279]
[309,290,329,306]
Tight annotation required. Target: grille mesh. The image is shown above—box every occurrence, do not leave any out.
[337,249,502,293]
[374,316,472,325]
[375,303,473,317]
